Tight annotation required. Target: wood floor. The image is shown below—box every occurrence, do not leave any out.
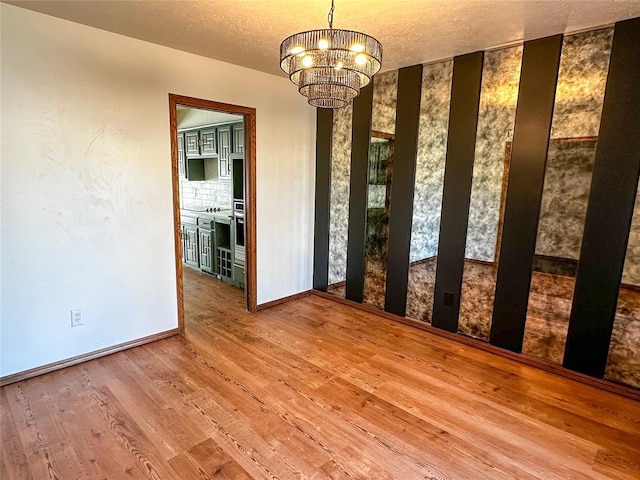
[2,268,640,479]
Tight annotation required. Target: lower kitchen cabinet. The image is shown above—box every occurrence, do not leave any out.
[233,264,245,288]
[182,224,199,268]
[214,220,233,283]
[217,247,233,280]
[181,211,242,288]
[198,228,214,274]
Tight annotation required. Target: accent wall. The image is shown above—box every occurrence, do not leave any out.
[318,20,640,389]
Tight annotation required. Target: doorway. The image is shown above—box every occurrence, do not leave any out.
[168,94,257,334]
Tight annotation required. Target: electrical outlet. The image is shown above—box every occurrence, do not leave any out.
[71,309,84,327]
[444,292,455,306]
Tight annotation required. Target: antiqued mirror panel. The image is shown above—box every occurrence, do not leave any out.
[606,184,640,389]
[522,28,613,364]
[363,71,398,309]
[327,104,353,297]
[405,61,453,323]
[458,45,523,341]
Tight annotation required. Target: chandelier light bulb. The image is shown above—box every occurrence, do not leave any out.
[350,44,365,53]
[290,46,304,55]
[318,38,329,49]
[302,55,314,67]
[355,53,367,65]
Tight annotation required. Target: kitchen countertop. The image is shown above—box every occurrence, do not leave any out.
[181,208,233,220]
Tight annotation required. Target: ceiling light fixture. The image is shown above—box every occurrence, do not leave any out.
[279,0,383,109]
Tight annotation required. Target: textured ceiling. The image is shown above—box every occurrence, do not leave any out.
[6,0,640,76]
[177,106,243,129]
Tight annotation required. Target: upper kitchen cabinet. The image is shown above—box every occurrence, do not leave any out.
[200,127,217,156]
[185,127,217,158]
[184,130,200,158]
[177,132,186,177]
[181,127,214,181]
[178,121,244,181]
[218,125,231,179]
[232,123,244,154]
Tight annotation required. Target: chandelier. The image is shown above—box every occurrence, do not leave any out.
[279,0,383,109]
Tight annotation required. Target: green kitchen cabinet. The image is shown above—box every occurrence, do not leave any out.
[198,228,214,274]
[184,127,217,158]
[233,264,245,289]
[200,127,217,156]
[214,218,233,283]
[197,218,215,274]
[184,130,200,158]
[182,223,199,268]
[177,132,186,177]
[232,123,244,154]
[217,125,231,179]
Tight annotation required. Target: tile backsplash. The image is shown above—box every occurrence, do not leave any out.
[180,177,232,210]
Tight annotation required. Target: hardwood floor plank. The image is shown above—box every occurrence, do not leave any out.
[157,338,338,477]
[3,382,63,479]
[1,267,639,479]
[592,447,640,480]
[50,366,144,479]
[168,438,253,479]
[318,445,396,480]
[77,367,179,479]
[0,388,31,479]
[183,386,315,479]
[166,453,206,480]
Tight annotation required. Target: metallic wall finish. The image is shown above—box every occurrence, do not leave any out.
[458,45,522,341]
[322,23,640,390]
[328,105,353,290]
[489,34,563,353]
[523,28,613,364]
[408,61,453,264]
[363,71,399,309]
[564,18,640,378]
[405,61,453,323]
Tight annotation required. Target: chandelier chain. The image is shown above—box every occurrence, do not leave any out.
[328,0,335,29]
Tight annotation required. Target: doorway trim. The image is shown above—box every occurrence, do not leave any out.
[169,94,258,334]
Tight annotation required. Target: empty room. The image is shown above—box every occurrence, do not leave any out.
[1,1,640,478]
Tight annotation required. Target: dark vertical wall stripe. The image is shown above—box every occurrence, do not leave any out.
[384,64,424,315]
[490,35,563,352]
[313,108,334,291]
[432,52,484,332]
[345,82,374,302]
[564,18,640,377]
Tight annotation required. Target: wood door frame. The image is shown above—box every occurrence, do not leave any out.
[169,94,258,335]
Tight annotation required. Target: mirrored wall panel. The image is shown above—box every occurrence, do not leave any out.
[522,28,614,364]
[458,45,523,341]
[405,61,453,322]
[327,104,353,297]
[363,71,398,309]
[318,22,639,390]
[606,184,640,388]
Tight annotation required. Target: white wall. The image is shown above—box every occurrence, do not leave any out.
[0,4,316,377]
